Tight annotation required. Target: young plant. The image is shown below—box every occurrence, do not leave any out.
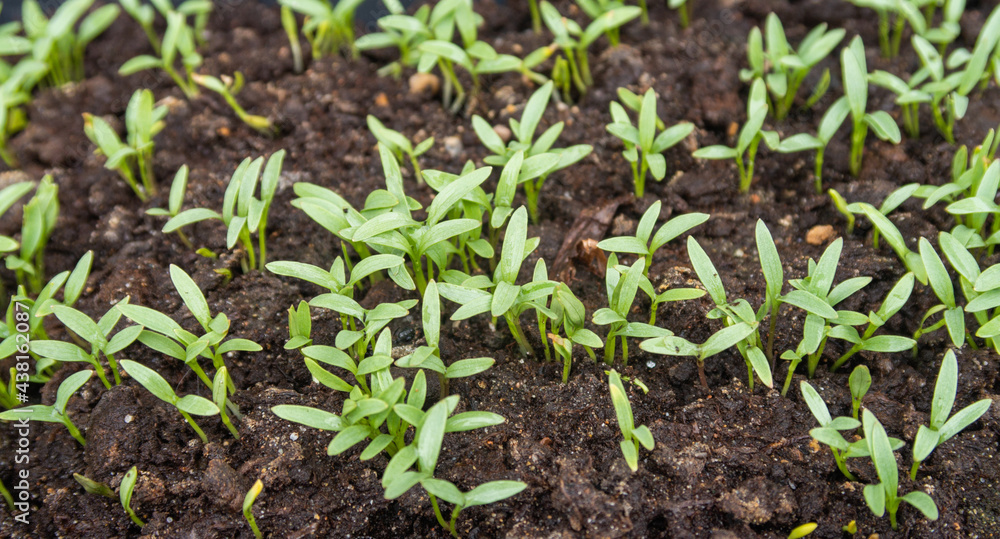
[20,0,120,87]
[83,89,167,201]
[0,369,92,446]
[606,89,695,197]
[846,0,926,58]
[163,151,286,272]
[285,301,312,350]
[543,282,603,382]
[438,207,552,357]
[118,264,261,415]
[539,1,640,92]
[380,395,526,538]
[828,272,916,371]
[740,14,845,120]
[367,115,434,185]
[593,256,672,365]
[868,67,931,139]
[281,5,304,73]
[852,202,928,284]
[667,234,774,390]
[5,176,58,294]
[191,73,274,134]
[668,0,691,28]
[395,281,495,397]
[910,349,992,479]
[243,479,264,539]
[0,60,48,167]
[596,201,708,277]
[774,97,850,193]
[641,321,759,391]
[849,365,872,420]
[213,367,239,439]
[801,380,864,481]
[146,166,193,248]
[0,180,35,299]
[472,82,592,223]
[693,79,777,192]
[30,299,141,388]
[119,6,207,98]
[278,0,365,59]
[608,370,654,472]
[862,409,939,529]
[911,36,968,143]
[120,359,220,444]
[841,36,902,176]
[912,239,968,349]
[120,466,144,527]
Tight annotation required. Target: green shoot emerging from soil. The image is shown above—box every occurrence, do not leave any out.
[608,369,655,472]
[862,409,939,529]
[243,479,264,539]
[19,0,120,87]
[278,0,364,59]
[841,36,902,176]
[83,89,167,201]
[6,176,58,294]
[606,88,694,197]
[367,115,434,185]
[910,350,991,479]
[147,166,194,248]
[120,465,144,527]
[120,359,220,443]
[0,369,92,446]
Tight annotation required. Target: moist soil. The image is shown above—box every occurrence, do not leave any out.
[2,0,999,537]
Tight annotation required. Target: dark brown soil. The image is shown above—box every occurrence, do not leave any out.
[2,0,999,537]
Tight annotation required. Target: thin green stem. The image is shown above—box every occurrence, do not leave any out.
[180,410,209,444]
[505,314,532,357]
[65,418,87,446]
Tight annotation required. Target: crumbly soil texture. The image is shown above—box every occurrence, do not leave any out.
[2,0,1000,537]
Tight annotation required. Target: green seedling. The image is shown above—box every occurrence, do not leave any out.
[120,359,219,443]
[934,232,998,351]
[593,255,672,365]
[606,89,694,198]
[73,473,115,498]
[395,281,495,397]
[911,349,992,479]
[191,72,274,134]
[852,202,928,284]
[577,0,644,40]
[913,239,969,349]
[669,0,691,27]
[740,14,845,120]
[19,0,120,87]
[367,115,434,185]
[0,181,35,300]
[642,321,760,391]
[862,409,939,529]
[801,380,906,481]
[285,301,312,350]
[540,1,641,92]
[775,97,850,193]
[164,151,286,271]
[846,0,926,58]
[608,370,654,472]
[828,189,856,233]
[422,161,496,274]
[913,36,968,143]
[380,395,525,538]
[0,59,48,167]
[828,272,916,371]
[119,6,207,98]
[120,466,144,527]
[543,282,603,382]
[213,367,239,439]
[281,6,304,73]
[849,365,872,420]
[309,295,417,363]
[868,66,931,139]
[676,235,774,390]
[955,5,1000,94]
[243,479,264,539]
[438,207,552,357]
[473,82,592,223]
[693,79,777,192]
[597,202,708,277]
[118,265,260,420]
[83,89,167,201]
[5,176,58,294]
[147,166,194,248]
[355,2,458,79]
[0,369,92,446]
[30,298,140,388]
[788,523,818,539]
[278,0,364,59]
[0,477,11,510]
[841,37,902,176]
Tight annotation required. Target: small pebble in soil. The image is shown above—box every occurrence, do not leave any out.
[734,248,745,257]
[290,433,299,441]
[408,73,440,96]
[444,136,463,159]
[806,224,836,245]
[124,415,132,424]
[647,360,656,368]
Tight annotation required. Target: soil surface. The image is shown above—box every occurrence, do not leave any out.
[2,0,999,538]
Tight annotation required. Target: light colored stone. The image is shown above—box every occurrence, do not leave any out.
[806,224,836,245]
[408,72,440,95]
[444,136,463,159]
